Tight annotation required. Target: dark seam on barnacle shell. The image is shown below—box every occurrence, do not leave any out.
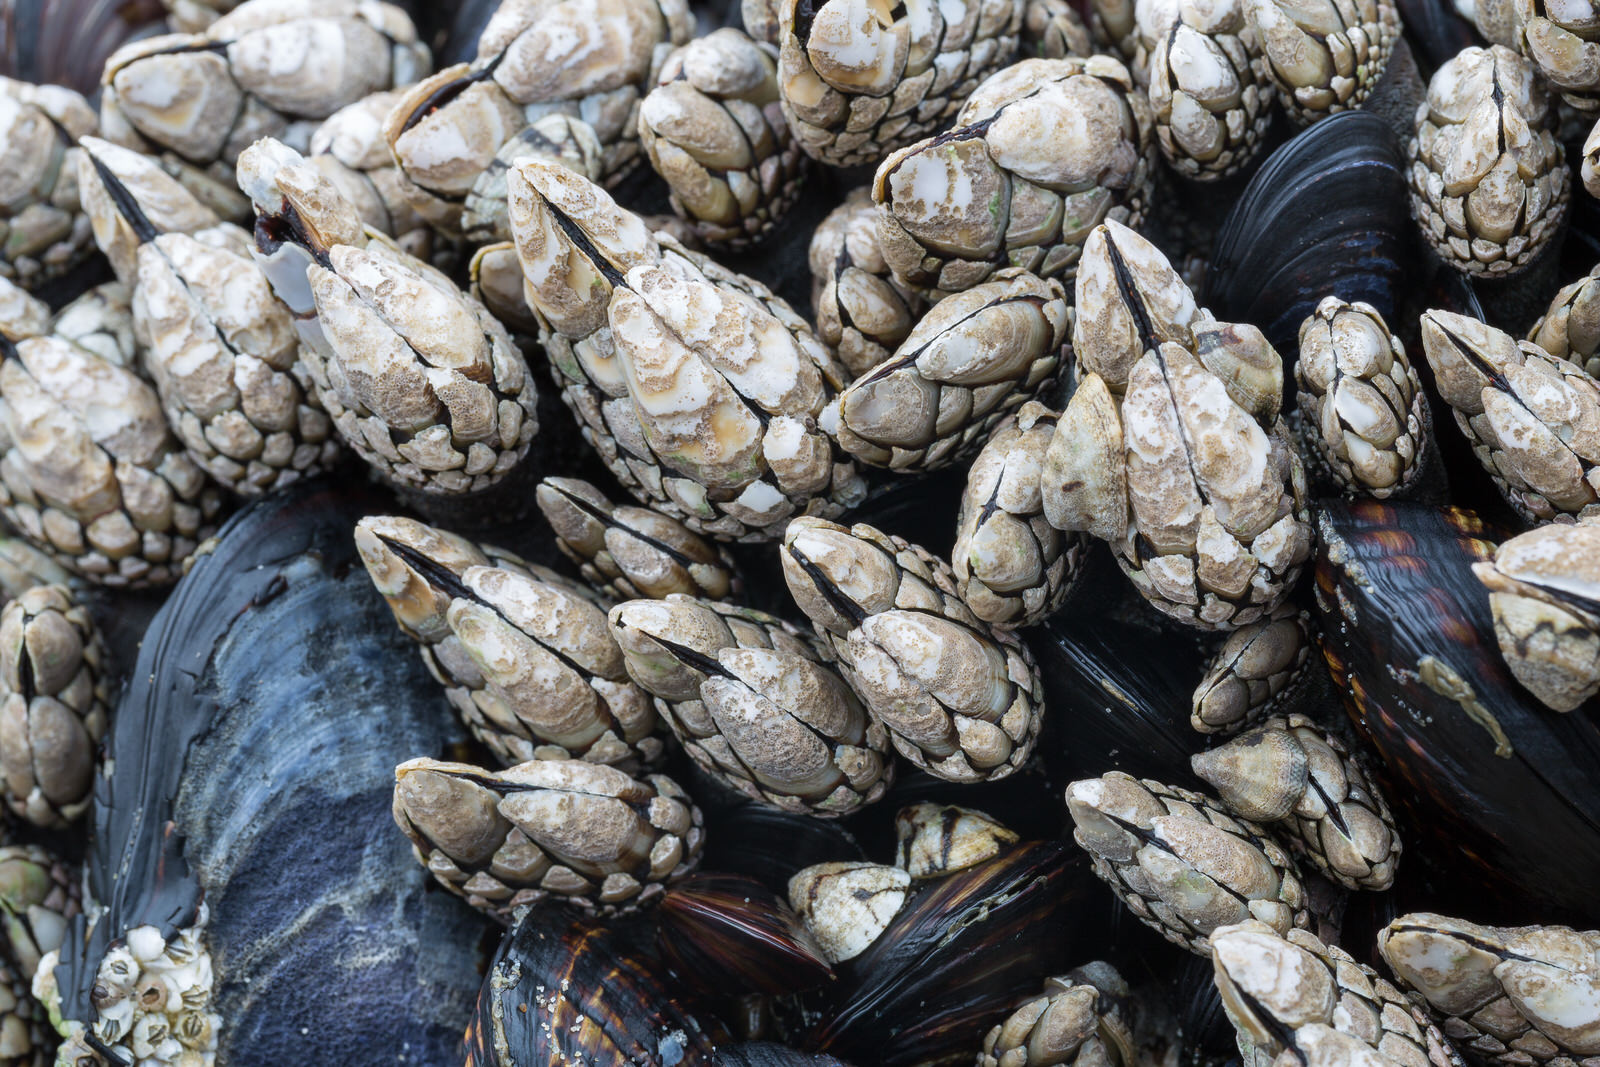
[397,56,503,140]
[85,154,159,245]
[544,482,715,574]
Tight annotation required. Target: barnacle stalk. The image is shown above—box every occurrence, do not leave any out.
[0,77,97,289]
[1212,920,1465,1067]
[1245,0,1398,125]
[392,757,704,921]
[1472,522,1600,712]
[1065,771,1310,953]
[780,517,1045,783]
[893,802,1019,879]
[99,0,429,176]
[775,0,1025,167]
[1408,45,1568,277]
[0,586,109,829]
[609,595,893,815]
[382,0,692,228]
[507,158,864,541]
[1191,605,1313,734]
[872,56,1155,298]
[1295,297,1431,500]
[1145,0,1277,179]
[979,964,1136,1067]
[0,845,79,981]
[1046,220,1312,631]
[639,28,807,250]
[1418,309,1600,524]
[952,402,1087,628]
[809,188,926,379]
[1191,713,1401,890]
[1529,263,1600,379]
[1379,913,1600,1067]
[355,514,663,771]
[536,477,739,602]
[0,285,225,587]
[831,269,1068,472]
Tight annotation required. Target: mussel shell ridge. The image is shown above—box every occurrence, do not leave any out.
[1315,499,1600,925]
[50,481,486,1064]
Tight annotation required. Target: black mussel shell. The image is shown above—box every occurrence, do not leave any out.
[1031,607,1208,789]
[848,765,1064,860]
[717,1045,852,1066]
[1397,0,1477,72]
[1171,953,1242,1067]
[465,911,724,1066]
[800,841,1101,1066]
[1,0,165,95]
[657,873,834,996]
[699,802,867,894]
[51,481,486,1065]
[1315,499,1600,925]
[1204,111,1416,358]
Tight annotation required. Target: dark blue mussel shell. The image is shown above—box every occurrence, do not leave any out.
[1204,111,1416,358]
[1315,500,1600,926]
[49,480,486,1064]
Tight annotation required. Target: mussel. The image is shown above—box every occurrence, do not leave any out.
[1315,499,1600,925]
[44,481,487,1065]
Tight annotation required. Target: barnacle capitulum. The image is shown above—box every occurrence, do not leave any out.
[1245,0,1398,125]
[100,0,429,173]
[1191,713,1401,890]
[240,138,541,494]
[979,963,1136,1067]
[75,136,226,287]
[383,0,692,224]
[1530,263,1600,380]
[1419,309,1600,524]
[831,269,1068,472]
[0,292,225,587]
[638,27,806,250]
[1212,920,1465,1067]
[306,89,441,261]
[775,0,1025,168]
[1065,771,1310,953]
[0,77,97,289]
[355,514,663,771]
[780,517,1045,784]
[893,802,1019,879]
[508,158,864,541]
[787,861,910,963]
[1191,605,1313,734]
[952,402,1087,629]
[1472,522,1600,713]
[536,477,739,603]
[1408,45,1568,277]
[392,756,704,922]
[1145,0,1276,179]
[808,188,926,380]
[0,844,79,984]
[1295,296,1430,500]
[872,56,1155,298]
[1067,217,1198,393]
[0,585,109,829]
[609,595,893,815]
[1380,913,1600,1067]
[1514,0,1600,110]
[82,141,344,497]
[460,116,604,245]
[1048,223,1312,632]
[48,282,137,370]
